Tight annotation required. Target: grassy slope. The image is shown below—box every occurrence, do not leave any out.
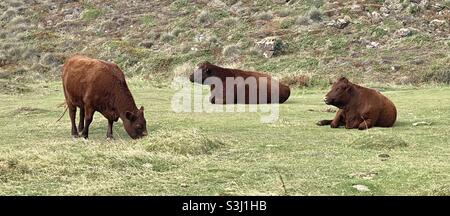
[0,81,449,195]
[1,0,449,91]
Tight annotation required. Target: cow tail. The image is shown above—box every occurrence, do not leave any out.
[56,102,68,123]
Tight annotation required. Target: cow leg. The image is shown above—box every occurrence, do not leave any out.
[78,107,85,133]
[68,103,78,138]
[317,110,344,127]
[81,107,95,139]
[330,110,345,128]
[358,115,374,130]
[106,119,114,139]
[316,119,332,126]
[345,119,361,129]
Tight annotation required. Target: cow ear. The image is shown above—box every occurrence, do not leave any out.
[140,106,144,112]
[125,111,136,121]
[346,85,352,93]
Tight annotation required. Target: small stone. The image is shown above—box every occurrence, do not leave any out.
[391,65,401,71]
[139,41,153,48]
[350,172,378,180]
[410,59,425,65]
[378,153,390,161]
[412,121,432,126]
[418,0,430,9]
[350,4,364,12]
[395,28,412,37]
[207,0,227,9]
[353,184,370,192]
[380,6,390,15]
[142,163,153,169]
[335,18,350,29]
[366,41,379,49]
[369,11,382,23]
[431,3,445,12]
[378,153,390,158]
[430,19,446,28]
[194,34,205,42]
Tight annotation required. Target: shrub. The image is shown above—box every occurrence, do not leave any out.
[276,8,292,17]
[421,70,450,84]
[222,17,238,26]
[257,11,273,21]
[308,8,323,22]
[161,33,175,42]
[296,15,310,26]
[280,19,295,29]
[140,15,154,28]
[82,7,103,21]
[222,44,240,58]
[197,10,214,25]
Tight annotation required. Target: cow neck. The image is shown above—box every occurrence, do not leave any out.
[114,81,138,120]
[344,84,360,110]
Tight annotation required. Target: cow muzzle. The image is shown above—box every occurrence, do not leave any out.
[323,96,330,104]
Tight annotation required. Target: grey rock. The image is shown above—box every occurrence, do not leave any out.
[431,3,445,12]
[395,28,412,37]
[353,184,370,192]
[366,41,380,49]
[139,41,153,48]
[430,19,446,28]
[369,11,382,23]
[350,4,364,13]
[256,36,283,58]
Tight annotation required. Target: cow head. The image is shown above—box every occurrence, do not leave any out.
[323,77,353,108]
[189,61,214,84]
[123,106,148,139]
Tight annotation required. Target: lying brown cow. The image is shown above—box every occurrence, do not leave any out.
[62,55,147,139]
[189,61,290,104]
[317,77,397,130]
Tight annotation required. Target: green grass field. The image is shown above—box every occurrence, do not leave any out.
[0,81,449,195]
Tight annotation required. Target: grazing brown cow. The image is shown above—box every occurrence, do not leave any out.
[317,77,397,130]
[189,61,290,104]
[62,55,147,139]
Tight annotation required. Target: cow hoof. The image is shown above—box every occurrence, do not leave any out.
[106,136,114,141]
[72,134,79,138]
[330,123,338,128]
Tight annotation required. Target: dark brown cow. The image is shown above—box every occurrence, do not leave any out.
[189,61,291,104]
[317,77,397,130]
[62,55,147,139]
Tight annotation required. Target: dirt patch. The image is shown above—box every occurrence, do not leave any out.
[0,159,30,182]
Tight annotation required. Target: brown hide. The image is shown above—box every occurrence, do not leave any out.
[317,77,397,130]
[189,61,291,104]
[62,55,147,139]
